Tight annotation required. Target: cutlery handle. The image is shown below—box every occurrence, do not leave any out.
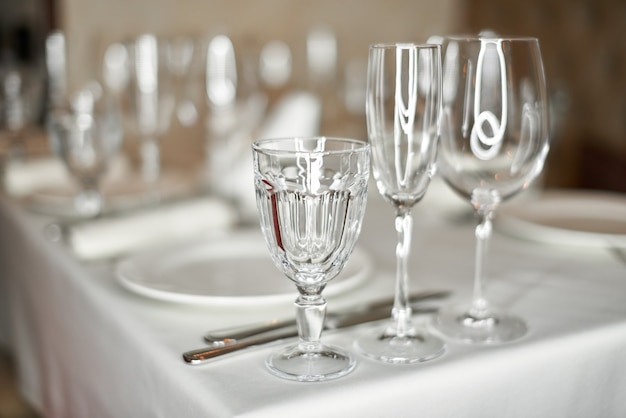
[184,307,439,365]
[203,290,449,344]
[204,319,297,344]
[183,327,298,365]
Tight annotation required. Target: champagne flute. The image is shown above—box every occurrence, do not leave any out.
[433,36,550,343]
[253,137,369,382]
[355,43,445,364]
[129,34,175,186]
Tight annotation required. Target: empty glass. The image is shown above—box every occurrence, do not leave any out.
[355,43,445,364]
[1,67,44,159]
[433,36,550,343]
[47,82,123,217]
[128,34,175,185]
[205,33,266,201]
[253,137,369,381]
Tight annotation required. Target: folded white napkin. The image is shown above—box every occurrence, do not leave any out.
[226,90,322,220]
[4,155,130,198]
[256,90,322,139]
[4,157,71,197]
[67,197,237,260]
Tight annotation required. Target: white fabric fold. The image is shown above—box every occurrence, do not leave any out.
[4,157,71,197]
[227,90,322,220]
[67,197,237,260]
[256,90,322,139]
[4,155,130,197]
[3,186,626,417]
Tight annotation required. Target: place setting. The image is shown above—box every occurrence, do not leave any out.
[1,32,257,264]
[170,35,554,383]
[19,85,235,260]
[4,33,198,221]
[176,43,445,379]
[57,34,552,384]
[3,26,565,385]
[6,0,626,413]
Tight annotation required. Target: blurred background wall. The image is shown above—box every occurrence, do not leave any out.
[1,0,625,192]
[56,0,462,87]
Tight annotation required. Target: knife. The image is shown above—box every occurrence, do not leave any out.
[183,291,448,365]
[203,289,449,345]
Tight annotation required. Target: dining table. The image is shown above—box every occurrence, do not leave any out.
[0,172,625,418]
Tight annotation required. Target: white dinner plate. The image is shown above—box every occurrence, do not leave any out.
[496,190,626,247]
[116,231,372,307]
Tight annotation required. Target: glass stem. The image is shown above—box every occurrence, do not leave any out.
[295,288,326,352]
[392,207,413,337]
[470,209,494,318]
[140,138,160,183]
[9,132,25,162]
[76,178,102,217]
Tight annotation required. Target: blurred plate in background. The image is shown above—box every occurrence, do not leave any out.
[116,230,371,307]
[496,190,626,247]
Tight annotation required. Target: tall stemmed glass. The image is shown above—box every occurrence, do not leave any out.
[1,68,43,160]
[47,82,123,217]
[433,36,550,343]
[253,137,369,382]
[129,34,174,186]
[355,44,445,364]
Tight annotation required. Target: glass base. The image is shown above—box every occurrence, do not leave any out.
[74,189,102,218]
[266,342,356,382]
[355,324,446,364]
[434,305,527,344]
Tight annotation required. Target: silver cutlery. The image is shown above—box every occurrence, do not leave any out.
[203,289,449,345]
[183,290,449,365]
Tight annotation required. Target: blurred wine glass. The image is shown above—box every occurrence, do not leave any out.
[0,67,44,160]
[165,36,198,127]
[45,31,67,110]
[258,40,292,92]
[128,34,175,186]
[102,42,130,104]
[47,82,123,217]
[204,33,266,199]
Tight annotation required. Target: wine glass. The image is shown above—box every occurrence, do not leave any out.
[433,36,550,343]
[205,33,266,201]
[128,34,175,185]
[252,137,369,381]
[0,67,44,160]
[47,82,123,217]
[354,43,445,364]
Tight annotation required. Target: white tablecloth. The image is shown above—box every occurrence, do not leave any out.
[1,188,625,417]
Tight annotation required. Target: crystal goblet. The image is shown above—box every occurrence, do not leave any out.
[253,137,369,381]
